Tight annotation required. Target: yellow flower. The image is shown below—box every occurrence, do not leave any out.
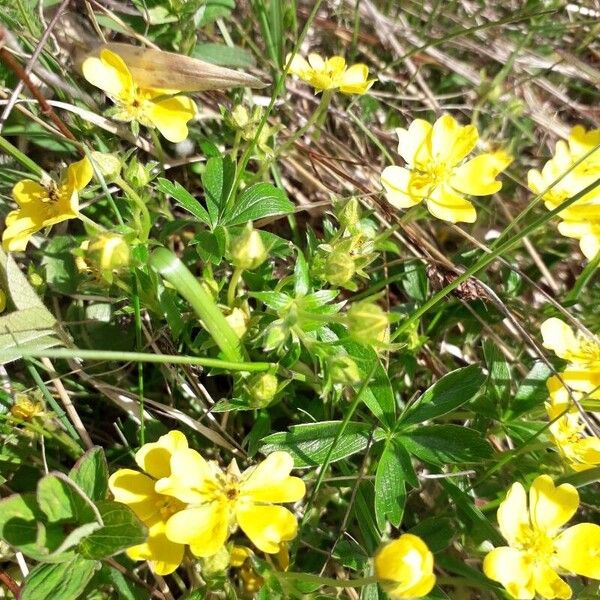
[527,126,600,260]
[286,53,375,95]
[541,317,600,369]
[2,157,93,252]
[155,450,305,557]
[483,475,600,599]
[381,114,512,223]
[545,384,600,471]
[10,393,44,421]
[82,49,197,143]
[108,430,189,575]
[374,534,436,599]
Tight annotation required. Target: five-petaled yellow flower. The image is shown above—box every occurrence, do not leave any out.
[82,49,197,143]
[374,534,436,599]
[528,125,600,260]
[2,157,93,252]
[287,53,375,95]
[381,114,512,223]
[155,449,305,557]
[108,431,188,575]
[483,474,600,599]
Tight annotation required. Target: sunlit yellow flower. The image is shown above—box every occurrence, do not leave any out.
[82,49,197,143]
[2,157,93,252]
[10,393,44,421]
[374,534,436,599]
[108,431,188,575]
[483,475,600,599]
[286,53,375,95]
[156,450,305,557]
[381,115,512,223]
[545,384,600,471]
[528,126,600,260]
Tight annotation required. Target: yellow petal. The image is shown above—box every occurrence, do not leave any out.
[146,96,197,143]
[66,157,94,192]
[557,220,600,260]
[236,504,298,554]
[12,180,48,207]
[528,475,578,533]
[338,64,374,95]
[497,481,529,546]
[540,318,577,361]
[127,522,184,575]
[450,151,512,196]
[155,447,218,503]
[374,534,436,599]
[396,119,432,167]
[431,114,478,167]
[571,436,600,468]
[165,503,229,557]
[555,523,600,579]
[580,232,600,260]
[108,469,159,521]
[2,212,40,252]
[326,55,347,76]
[381,166,422,209]
[533,563,572,600]
[240,452,306,503]
[426,184,477,223]
[287,53,311,77]
[135,430,188,480]
[307,53,326,71]
[483,547,534,599]
[82,49,134,100]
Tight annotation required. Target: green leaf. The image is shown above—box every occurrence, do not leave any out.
[42,236,80,294]
[193,226,227,264]
[409,517,455,552]
[401,365,486,426]
[294,249,310,297]
[261,422,386,468]
[374,440,406,529]
[202,156,235,226]
[157,178,210,225]
[506,361,553,419]
[483,340,511,406]
[193,43,256,68]
[344,341,396,428]
[21,556,99,600]
[0,493,41,552]
[224,182,294,226]
[68,447,109,502]
[37,472,102,525]
[398,425,493,465]
[79,500,147,559]
[198,0,235,26]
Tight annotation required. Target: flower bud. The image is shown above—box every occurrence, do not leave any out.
[337,197,361,228]
[11,393,44,420]
[247,372,278,407]
[328,355,361,385]
[324,251,355,287]
[347,301,390,347]
[124,156,152,188]
[225,305,250,339]
[264,320,289,351]
[202,545,230,576]
[87,234,130,274]
[90,151,122,182]
[231,104,250,129]
[374,534,436,599]
[230,224,268,270]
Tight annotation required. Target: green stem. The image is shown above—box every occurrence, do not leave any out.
[227,267,244,307]
[78,213,107,233]
[279,572,378,589]
[3,347,271,372]
[116,176,151,241]
[150,247,245,363]
[0,135,45,177]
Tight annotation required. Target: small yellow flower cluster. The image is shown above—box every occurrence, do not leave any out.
[484,474,600,599]
[108,430,305,575]
[2,157,93,252]
[286,53,375,95]
[528,126,600,261]
[82,49,197,143]
[541,317,600,471]
[381,114,513,224]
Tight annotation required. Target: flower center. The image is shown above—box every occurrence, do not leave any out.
[155,496,181,519]
[518,526,555,562]
[571,338,600,368]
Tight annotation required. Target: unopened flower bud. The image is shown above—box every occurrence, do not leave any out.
[225,305,250,339]
[231,105,250,129]
[324,251,355,287]
[347,301,390,347]
[247,372,278,407]
[264,321,288,351]
[329,355,361,385]
[231,224,268,270]
[125,157,152,188]
[87,234,130,274]
[90,151,121,182]
[11,393,44,420]
[337,197,361,228]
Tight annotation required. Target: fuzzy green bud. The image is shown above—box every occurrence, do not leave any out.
[328,355,361,385]
[346,301,390,347]
[202,545,230,576]
[247,372,278,407]
[337,197,361,228]
[230,224,268,270]
[90,151,122,182]
[124,156,152,188]
[324,251,355,287]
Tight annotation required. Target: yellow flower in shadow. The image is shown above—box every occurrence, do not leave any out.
[381,114,512,223]
[3,157,93,252]
[483,475,600,599]
[374,534,436,599]
[156,450,305,557]
[108,430,189,575]
[82,49,197,143]
[287,53,375,95]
